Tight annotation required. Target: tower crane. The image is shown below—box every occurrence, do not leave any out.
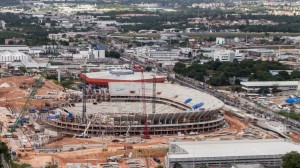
[152,67,157,114]
[10,59,51,132]
[140,68,150,139]
[9,59,52,151]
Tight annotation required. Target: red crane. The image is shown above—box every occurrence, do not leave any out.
[141,69,150,139]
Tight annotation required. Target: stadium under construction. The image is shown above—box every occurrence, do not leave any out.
[42,70,225,136]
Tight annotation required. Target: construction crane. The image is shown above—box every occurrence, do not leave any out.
[152,67,156,114]
[10,59,51,132]
[82,55,89,124]
[140,69,150,139]
[9,59,52,151]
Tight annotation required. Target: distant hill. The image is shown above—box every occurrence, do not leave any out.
[0,0,20,6]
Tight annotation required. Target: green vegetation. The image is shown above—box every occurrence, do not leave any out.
[95,7,300,33]
[0,141,11,163]
[145,66,152,72]
[279,112,300,122]
[105,50,121,59]
[0,13,58,46]
[11,163,31,168]
[173,162,182,168]
[173,60,293,86]
[282,151,300,168]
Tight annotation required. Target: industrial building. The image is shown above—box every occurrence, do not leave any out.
[44,82,225,136]
[0,51,29,63]
[166,139,300,168]
[241,81,299,93]
[213,50,245,62]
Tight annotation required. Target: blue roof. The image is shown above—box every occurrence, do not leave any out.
[192,102,204,110]
[184,98,192,104]
[285,98,300,104]
[91,44,105,50]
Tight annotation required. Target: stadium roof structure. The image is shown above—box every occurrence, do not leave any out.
[81,70,165,85]
[109,82,224,111]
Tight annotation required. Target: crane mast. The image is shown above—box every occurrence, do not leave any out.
[141,69,150,139]
[152,67,156,114]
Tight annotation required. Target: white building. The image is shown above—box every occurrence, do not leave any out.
[241,81,298,93]
[0,20,6,30]
[73,44,105,60]
[141,51,180,62]
[0,51,29,63]
[180,48,193,55]
[216,37,225,45]
[0,45,29,52]
[72,51,90,60]
[213,50,235,62]
[235,50,246,61]
[167,139,300,168]
[90,44,105,59]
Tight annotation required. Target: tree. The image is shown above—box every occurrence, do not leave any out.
[75,34,82,39]
[8,40,14,45]
[69,37,74,42]
[19,67,27,74]
[59,40,69,46]
[173,62,186,75]
[278,71,290,80]
[235,79,241,85]
[282,151,300,168]
[291,70,300,79]
[272,85,281,93]
[173,162,182,168]
[106,51,121,59]
[45,162,58,168]
[273,36,281,42]
[264,32,270,37]
[145,66,152,72]
[258,87,270,95]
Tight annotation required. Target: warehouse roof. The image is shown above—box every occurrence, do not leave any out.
[168,139,300,159]
[241,81,298,87]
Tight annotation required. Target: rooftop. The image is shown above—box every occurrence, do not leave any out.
[84,70,165,81]
[241,81,298,87]
[168,139,300,159]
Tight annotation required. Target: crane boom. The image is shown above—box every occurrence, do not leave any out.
[10,60,51,132]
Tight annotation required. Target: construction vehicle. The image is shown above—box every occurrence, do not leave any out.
[125,124,131,137]
[73,118,92,138]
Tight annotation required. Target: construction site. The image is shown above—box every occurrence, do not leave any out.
[0,68,298,168]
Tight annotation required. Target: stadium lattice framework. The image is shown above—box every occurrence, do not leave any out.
[44,82,225,136]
